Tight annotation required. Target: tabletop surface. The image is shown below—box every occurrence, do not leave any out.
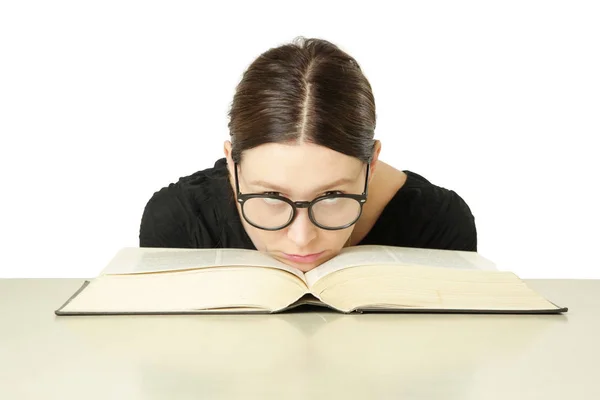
[1,278,599,399]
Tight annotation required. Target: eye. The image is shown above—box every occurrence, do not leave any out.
[263,197,284,205]
[261,192,286,206]
[319,191,343,204]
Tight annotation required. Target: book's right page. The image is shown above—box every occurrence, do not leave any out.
[305,245,496,288]
[305,245,567,314]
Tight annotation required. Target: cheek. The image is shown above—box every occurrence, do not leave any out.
[247,228,286,251]
[237,208,284,251]
[322,229,353,247]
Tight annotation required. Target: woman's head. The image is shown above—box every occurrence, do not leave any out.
[228,37,377,164]
[224,37,381,271]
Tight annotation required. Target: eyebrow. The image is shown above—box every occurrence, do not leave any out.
[248,177,357,194]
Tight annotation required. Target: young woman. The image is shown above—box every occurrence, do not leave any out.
[139,37,477,272]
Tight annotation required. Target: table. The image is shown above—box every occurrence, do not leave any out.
[1,279,599,399]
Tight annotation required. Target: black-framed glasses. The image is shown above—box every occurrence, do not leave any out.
[234,163,370,231]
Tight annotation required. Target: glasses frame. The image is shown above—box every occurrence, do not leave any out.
[234,162,370,231]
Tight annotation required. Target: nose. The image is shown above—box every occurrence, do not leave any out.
[286,208,318,248]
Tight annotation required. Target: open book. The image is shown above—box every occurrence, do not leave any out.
[55,245,568,315]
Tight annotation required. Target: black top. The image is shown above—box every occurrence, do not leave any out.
[139,158,477,251]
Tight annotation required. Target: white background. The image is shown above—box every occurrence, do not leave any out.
[1,1,598,278]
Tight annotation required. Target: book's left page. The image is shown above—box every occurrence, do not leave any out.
[101,247,307,284]
[55,247,310,315]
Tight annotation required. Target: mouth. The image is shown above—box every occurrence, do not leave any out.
[281,251,326,264]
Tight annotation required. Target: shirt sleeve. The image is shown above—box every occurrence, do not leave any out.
[419,189,478,252]
[139,185,212,248]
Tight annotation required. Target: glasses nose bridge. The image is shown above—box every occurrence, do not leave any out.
[293,200,312,209]
[287,201,313,229]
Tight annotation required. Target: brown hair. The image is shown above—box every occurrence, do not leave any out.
[228,37,376,165]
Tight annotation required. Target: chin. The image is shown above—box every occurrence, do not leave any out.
[271,256,314,272]
[275,251,337,273]
[292,262,319,273]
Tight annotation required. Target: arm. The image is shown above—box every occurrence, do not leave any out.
[139,186,211,248]
[420,189,478,252]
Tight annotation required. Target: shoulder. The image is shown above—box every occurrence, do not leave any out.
[363,171,477,251]
[139,159,230,248]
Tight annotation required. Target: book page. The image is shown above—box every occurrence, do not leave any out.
[218,249,307,283]
[61,265,309,314]
[305,245,497,288]
[100,247,307,283]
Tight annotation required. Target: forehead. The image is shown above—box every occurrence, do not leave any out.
[239,142,363,194]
